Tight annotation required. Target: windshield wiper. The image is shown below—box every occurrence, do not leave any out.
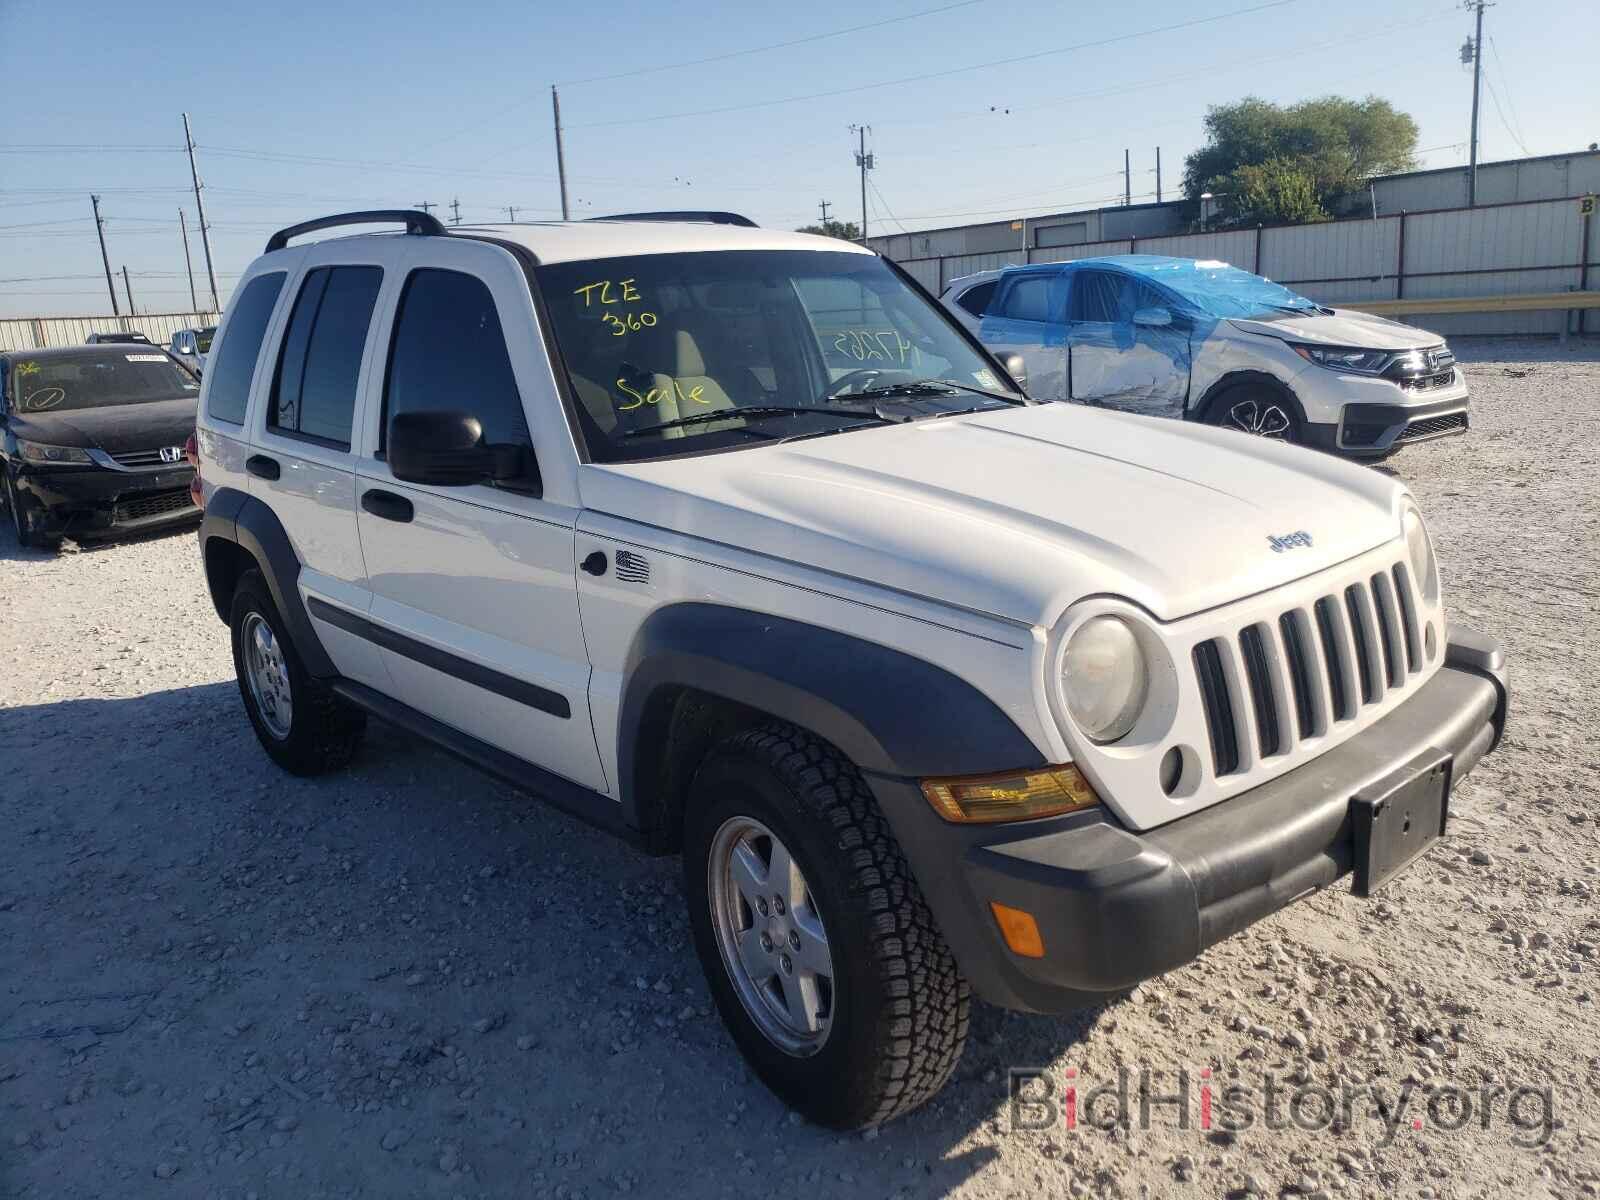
[621,404,891,440]
[827,379,1023,406]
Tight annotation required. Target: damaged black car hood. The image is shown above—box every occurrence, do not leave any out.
[8,396,198,457]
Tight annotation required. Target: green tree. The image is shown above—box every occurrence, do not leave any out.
[796,219,862,241]
[1213,158,1328,227]
[1183,95,1418,227]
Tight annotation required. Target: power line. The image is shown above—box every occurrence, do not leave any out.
[571,0,1301,129]
[558,0,985,86]
[1485,37,1532,156]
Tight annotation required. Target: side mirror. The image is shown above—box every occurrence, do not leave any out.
[1132,306,1173,328]
[1000,353,1028,391]
[389,409,541,493]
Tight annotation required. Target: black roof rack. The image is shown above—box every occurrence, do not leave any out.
[586,211,758,228]
[264,209,448,253]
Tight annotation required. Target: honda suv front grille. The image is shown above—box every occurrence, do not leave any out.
[1193,562,1425,777]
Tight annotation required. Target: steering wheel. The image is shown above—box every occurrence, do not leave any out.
[824,367,895,400]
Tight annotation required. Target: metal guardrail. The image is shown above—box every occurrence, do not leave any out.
[1346,291,1600,316]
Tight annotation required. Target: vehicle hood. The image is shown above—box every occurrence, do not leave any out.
[8,396,198,456]
[1227,308,1441,350]
[584,402,1406,626]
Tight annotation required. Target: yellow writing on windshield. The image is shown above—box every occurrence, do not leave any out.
[15,361,40,376]
[832,328,919,366]
[574,278,643,306]
[576,278,658,337]
[616,376,710,412]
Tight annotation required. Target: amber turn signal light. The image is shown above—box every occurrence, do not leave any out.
[919,764,1099,824]
[990,901,1045,958]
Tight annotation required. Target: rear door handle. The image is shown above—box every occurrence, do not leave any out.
[245,454,280,481]
[361,488,414,523]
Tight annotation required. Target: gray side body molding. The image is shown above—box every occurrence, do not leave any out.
[617,602,1046,825]
[199,485,336,678]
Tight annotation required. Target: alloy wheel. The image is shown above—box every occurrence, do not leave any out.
[1224,396,1293,439]
[242,612,294,739]
[707,816,834,1055]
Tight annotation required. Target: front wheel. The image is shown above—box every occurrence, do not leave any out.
[684,724,969,1129]
[4,471,48,549]
[1204,385,1305,444]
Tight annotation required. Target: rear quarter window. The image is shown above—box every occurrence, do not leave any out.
[206,272,286,425]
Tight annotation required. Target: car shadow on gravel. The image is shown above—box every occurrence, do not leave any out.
[3,681,1104,1191]
[0,516,200,562]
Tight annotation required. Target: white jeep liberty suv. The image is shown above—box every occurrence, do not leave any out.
[194,210,1508,1129]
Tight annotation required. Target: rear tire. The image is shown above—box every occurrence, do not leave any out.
[1204,383,1305,444]
[229,569,364,775]
[683,724,969,1129]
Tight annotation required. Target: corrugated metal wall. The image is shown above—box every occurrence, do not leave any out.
[892,196,1597,336]
[0,311,221,353]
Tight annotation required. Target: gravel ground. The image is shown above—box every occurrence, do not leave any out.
[1,336,1596,1200]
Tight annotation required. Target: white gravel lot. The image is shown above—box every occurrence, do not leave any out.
[0,336,1596,1200]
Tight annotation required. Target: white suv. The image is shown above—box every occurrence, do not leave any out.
[194,210,1508,1129]
[943,257,1471,459]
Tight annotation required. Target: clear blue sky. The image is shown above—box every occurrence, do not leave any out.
[2,0,1593,318]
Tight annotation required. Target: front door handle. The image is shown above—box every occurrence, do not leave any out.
[245,454,280,480]
[361,489,414,523]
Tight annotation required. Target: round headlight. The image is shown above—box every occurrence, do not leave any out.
[1061,616,1149,744]
[1402,508,1438,603]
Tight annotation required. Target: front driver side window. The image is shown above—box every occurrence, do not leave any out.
[383,269,530,451]
[995,275,1055,323]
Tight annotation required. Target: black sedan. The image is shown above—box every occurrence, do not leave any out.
[1,346,202,547]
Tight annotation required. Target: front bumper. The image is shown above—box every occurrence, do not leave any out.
[12,462,198,537]
[1300,375,1471,457]
[866,627,1507,1014]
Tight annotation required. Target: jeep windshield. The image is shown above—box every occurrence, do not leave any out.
[536,250,1023,462]
[5,349,198,414]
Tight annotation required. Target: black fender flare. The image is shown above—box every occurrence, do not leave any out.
[616,602,1046,829]
[199,485,336,678]
[1189,369,1303,424]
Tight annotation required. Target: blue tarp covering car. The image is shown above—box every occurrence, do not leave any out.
[972,255,1325,418]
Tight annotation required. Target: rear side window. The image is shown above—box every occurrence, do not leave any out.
[206,272,285,424]
[995,275,1054,323]
[270,266,383,448]
[382,269,528,450]
[954,279,997,317]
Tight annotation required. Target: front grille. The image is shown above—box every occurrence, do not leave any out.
[1398,370,1456,391]
[1193,561,1426,776]
[114,489,194,524]
[1396,411,1468,443]
[112,446,182,468]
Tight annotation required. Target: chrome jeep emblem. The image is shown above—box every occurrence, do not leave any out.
[160,445,183,463]
[1268,530,1313,553]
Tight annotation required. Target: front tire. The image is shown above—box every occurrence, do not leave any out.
[229,569,364,775]
[684,724,969,1129]
[1204,383,1305,444]
[4,472,49,549]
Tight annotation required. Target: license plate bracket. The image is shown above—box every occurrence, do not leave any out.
[1351,751,1452,897]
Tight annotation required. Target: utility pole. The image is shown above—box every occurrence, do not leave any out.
[90,194,119,317]
[1155,147,1163,204]
[1124,149,1132,206]
[183,113,220,311]
[178,209,198,312]
[417,201,436,214]
[504,205,518,222]
[852,125,873,243]
[450,197,462,225]
[552,86,571,221]
[121,265,136,316]
[1462,0,1490,207]
[819,199,832,225]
